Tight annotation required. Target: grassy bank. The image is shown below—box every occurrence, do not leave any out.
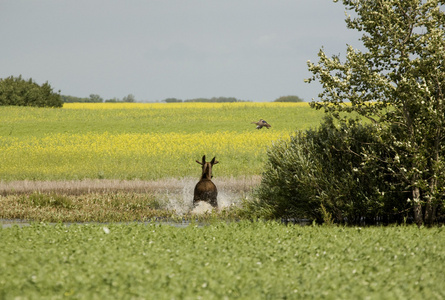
[0,177,259,222]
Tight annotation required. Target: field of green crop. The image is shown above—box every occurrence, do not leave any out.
[1,221,444,299]
[0,102,323,181]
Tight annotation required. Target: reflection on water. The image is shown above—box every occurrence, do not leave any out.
[1,219,32,228]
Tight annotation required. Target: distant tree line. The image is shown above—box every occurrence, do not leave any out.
[0,75,63,108]
[0,74,304,106]
[163,97,249,103]
[61,95,97,103]
[62,93,136,103]
[162,95,304,103]
[273,95,303,102]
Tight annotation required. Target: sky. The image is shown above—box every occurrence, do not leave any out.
[0,0,362,102]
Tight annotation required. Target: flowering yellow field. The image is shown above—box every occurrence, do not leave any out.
[1,131,288,180]
[62,102,309,110]
[0,102,322,180]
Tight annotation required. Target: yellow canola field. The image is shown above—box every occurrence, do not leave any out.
[63,102,310,110]
[0,102,317,180]
[2,131,286,156]
[0,131,288,180]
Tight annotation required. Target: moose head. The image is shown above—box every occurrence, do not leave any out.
[196,155,219,180]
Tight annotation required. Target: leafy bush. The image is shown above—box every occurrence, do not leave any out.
[0,75,62,107]
[251,117,408,224]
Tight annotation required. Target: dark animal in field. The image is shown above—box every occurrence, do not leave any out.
[193,155,219,208]
[251,119,271,129]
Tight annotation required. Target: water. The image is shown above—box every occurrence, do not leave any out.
[157,179,245,215]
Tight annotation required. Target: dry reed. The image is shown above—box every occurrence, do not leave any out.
[0,176,261,196]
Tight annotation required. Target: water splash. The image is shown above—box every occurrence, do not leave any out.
[191,201,214,214]
[159,178,245,215]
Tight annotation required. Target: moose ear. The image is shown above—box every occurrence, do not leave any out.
[211,157,219,165]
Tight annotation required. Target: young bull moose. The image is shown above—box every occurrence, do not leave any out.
[193,155,219,208]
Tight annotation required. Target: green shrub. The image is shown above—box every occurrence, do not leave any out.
[0,75,62,107]
[251,117,408,224]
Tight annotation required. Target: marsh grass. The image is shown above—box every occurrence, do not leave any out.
[0,176,260,195]
[19,192,75,209]
[1,192,174,223]
[0,176,260,222]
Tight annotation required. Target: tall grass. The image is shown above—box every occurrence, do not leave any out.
[0,177,260,222]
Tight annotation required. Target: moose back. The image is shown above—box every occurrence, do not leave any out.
[193,155,218,208]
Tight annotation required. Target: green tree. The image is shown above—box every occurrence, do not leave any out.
[0,75,62,107]
[122,94,136,102]
[105,97,120,103]
[61,95,90,103]
[273,95,304,102]
[163,98,182,103]
[89,94,103,103]
[306,0,445,225]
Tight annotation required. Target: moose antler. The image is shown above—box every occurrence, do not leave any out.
[196,155,206,165]
[196,155,219,165]
[210,157,219,165]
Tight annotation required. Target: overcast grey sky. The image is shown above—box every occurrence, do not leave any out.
[1,0,362,102]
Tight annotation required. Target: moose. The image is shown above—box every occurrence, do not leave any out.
[193,155,219,208]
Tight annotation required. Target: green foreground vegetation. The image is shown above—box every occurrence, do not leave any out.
[1,222,444,300]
